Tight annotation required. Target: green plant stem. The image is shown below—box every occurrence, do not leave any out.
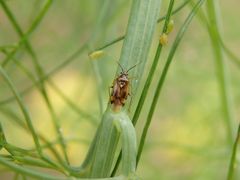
[0,45,87,105]
[0,0,193,105]
[92,0,193,53]
[1,0,69,163]
[0,156,124,180]
[0,0,53,66]
[47,80,98,125]
[0,66,42,156]
[117,0,162,101]
[132,0,175,125]
[189,2,240,70]
[0,44,17,51]
[137,0,205,166]
[4,143,37,157]
[1,2,90,153]
[1,0,68,159]
[29,137,89,151]
[0,107,66,168]
[90,60,104,116]
[13,156,56,169]
[111,0,175,176]
[192,1,236,143]
[87,0,118,116]
[2,50,96,127]
[0,63,65,171]
[115,113,137,176]
[206,0,234,144]
[227,122,240,180]
[0,156,67,180]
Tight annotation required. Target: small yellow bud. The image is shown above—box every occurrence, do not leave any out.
[88,50,104,60]
[166,20,174,34]
[159,33,168,45]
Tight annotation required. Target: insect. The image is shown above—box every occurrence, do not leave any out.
[110,62,138,109]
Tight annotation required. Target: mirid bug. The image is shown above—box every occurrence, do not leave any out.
[110,62,137,110]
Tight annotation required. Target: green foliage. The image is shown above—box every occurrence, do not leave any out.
[0,0,239,179]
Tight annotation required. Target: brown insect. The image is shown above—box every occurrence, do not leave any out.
[110,62,137,109]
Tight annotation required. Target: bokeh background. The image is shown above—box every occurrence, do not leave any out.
[0,0,240,179]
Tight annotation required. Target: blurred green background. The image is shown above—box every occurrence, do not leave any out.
[0,0,240,179]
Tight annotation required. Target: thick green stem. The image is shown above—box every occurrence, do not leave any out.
[115,114,137,176]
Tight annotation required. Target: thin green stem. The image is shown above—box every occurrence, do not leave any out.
[0,156,64,180]
[0,45,87,105]
[189,1,240,70]
[1,1,70,163]
[12,156,55,169]
[92,0,193,53]
[190,1,236,143]
[0,44,17,51]
[1,50,37,85]
[4,143,37,157]
[47,80,98,125]
[136,0,205,166]
[29,137,89,151]
[132,0,175,126]
[0,0,193,106]
[206,0,234,144]
[227,122,240,180]
[1,0,53,66]
[4,47,69,164]
[0,66,42,156]
[0,108,65,168]
[0,57,66,170]
[91,60,104,115]
[3,50,96,128]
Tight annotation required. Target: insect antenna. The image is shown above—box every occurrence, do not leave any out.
[126,62,141,73]
[117,61,124,72]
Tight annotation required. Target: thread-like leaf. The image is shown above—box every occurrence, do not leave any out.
[137,0,205,165]
[206,0,235,144]
[1,0,53,66]
[0,66,42,155]
[0,45,87,105]
[132,0,175,126]
[0,157,62,180]
[93,0,192,53]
